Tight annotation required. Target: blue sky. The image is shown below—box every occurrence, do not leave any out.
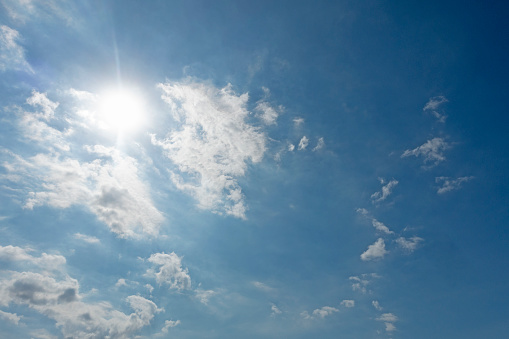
[1,0,508,338]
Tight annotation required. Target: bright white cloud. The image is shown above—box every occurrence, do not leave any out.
[396,236,423,253]
[73,233,100,244]
[401,138,449,166]
[361,238,388,261]
[255,87,282,125]
[152,80,268,219]
[371,178,398,203]
[298,136,309,150]
[312,137,325,151]
[340,299,355,308]
[312,306,339,318]
[372,219,394,235]
[146,252,191,290]
[0,309,22,325]
[436,176,474,194]
[0,25,33,73]
[424,96,448,123]
[372,300,383,311]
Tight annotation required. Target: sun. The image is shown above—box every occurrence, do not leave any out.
[99,88,145,133]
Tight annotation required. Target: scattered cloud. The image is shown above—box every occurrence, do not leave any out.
[401,138,450,166]
[270,303,282,317]
[396,236,423,253]
[376,312,398,332]
[424,96,448,123]
[73,233,100,244]
[340,299,355,308]
[252,281,274,292]
[371,178,398,203]
[302,306,339,320]
[372,300,383,311]
[161,319,181,333]
[312,137,325,151]
[372,219,394,235]
[152,80,268,219]
[288,143,295,152]
[349,273,380,294]
[436,176,474,194]
[146,252,191,290]
[298,136,309,150]
[0,25,33,73]
[195,289,216,305]
[115,278,127,287]
[293,117,304,127]
[361,238,388,261]
[255,87,282,125]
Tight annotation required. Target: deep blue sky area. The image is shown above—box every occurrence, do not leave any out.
[0,1,508,338]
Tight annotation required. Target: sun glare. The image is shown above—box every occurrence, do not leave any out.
[99,88,145,132]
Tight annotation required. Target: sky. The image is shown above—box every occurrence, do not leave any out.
[0,1,508,338]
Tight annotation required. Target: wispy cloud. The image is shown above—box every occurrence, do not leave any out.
[293,117,304,127]
[270,303,282,317]
[371,178,398,203]
[372,300,383,311]
[0,25,33,73]
[361,238,388,261]
[349,273,380,294]
[312,137,325,151]
[396,236,423,253]
[152,80,268,219]
[73,233,100,244]
[298,136,309,150]
[401,138,449,166]
[195,289,216,305]
[160,319,181,333]
[255,87,282,125]
[0,244,65,271]
[436,176,474,194]
[372,219,394,235]
[424,96,448,123]
[340,299,355,308]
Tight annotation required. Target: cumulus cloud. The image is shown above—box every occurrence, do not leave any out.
[152,80,268,219]
[371,178,398,203]
[424,96,448,123]
[301,306,339,320]
[436,176,474,194]
[0,25,33,73]
[376,312,398,332]
[372,300,383,311]
[2,91,164,238]
[340,299,355,308]
[0,245,66,271]
[298,136,309,150]
[396,236,423,253]
[401,138,450,166]
[361,238,388,261]
[146,252,191,290]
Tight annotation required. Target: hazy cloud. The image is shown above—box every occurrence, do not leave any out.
[436,176,474,194]
[73,233,100,244]
[0,309,22,325]
[0,25,33,73]
[312,137,325,151]
[340,299,355,308]
[401,138,449,166]
[424,96,448,123]
[396,236,423,253]
[271,303,282,317]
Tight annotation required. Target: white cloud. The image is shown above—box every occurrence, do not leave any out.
[298,136,309,150]
[312,306,339,318]
[288,143,295,152]
[0,244,66,271]
[146,252,191,290]
[436,176,474,194]
[340,299,355,308]
[0,25,33,73]
[424,96,448,123]
[361,238,388,261]
[115,278,127,287]
[252,281,274,292]
[401,138,449,166]
[385,322,396,332]
[372,300,383,311]
[161,319,181,333]
[371,179,398,203]
[396,236,423,253]
[377,312,398,322]
[312,137,325,151]
[0,309,22,325]
[372,219,394,235]
[73,233,100,244]
[152,80,268,219]
[271,303,282,317]
[255,88,282,125]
